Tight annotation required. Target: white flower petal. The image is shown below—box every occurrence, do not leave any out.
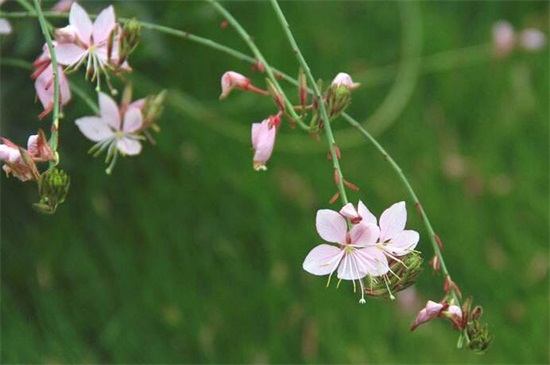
[337,251,369,280]
[302,244,343,276]
[69,2,92,42]
[379,201,407,242]
[316,209,347,244]
[355,247,390,277]
[339,203,358,220]
[92,5,116,44]
[384,230,419,256]
[0,19,12,35]
[123,107,143,133]
[358,200,377,225]
[349,223,379,247]
[117,137,142,156]
[98,92,121,130]
[55,43,86,66]
[75,116,113,142]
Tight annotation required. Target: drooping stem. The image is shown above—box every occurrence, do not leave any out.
[342,113,460,304]
[268,0,349,205]
[205,0,310,131]
[32,0,60,167]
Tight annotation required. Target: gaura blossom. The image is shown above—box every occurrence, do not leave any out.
[341,200,419,258]
[220,71,267,99]
[331,72,360,90]
[51,0,74,13]
[54,2,127,86]
[410,300,463,331]
[75,92,144,172]
[32,44,72,119]
[303,208,387,303]
[251,114,280,171]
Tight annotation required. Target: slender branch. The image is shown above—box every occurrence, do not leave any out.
[32,0,60,167]
[342,113,460,304]
[268,0,348,205]
[205,0,310,131]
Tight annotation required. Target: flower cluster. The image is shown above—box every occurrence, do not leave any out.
[302,200,419,303]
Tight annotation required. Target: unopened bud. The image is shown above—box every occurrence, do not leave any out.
[34,167,70,214]
[119,18,141,65]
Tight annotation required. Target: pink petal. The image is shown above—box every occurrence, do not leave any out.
[316,209,347,244]
[122,107,143,133]
[339,203,358,220]
[117,137,142,155]
[58,68,72,105]
[0,145,21,162]
[75,116,113,142]
[358,200,377,225]
[355,247,389,276]
[251,119,276,170]
[379,201,407,242]
[98,92,121,130]
[337,253,368,280]
[69,2,92,42]
[92,5,116,44]
[349,223,379,247]
[411,301,444,331]
[302,244,343,276]
[384,230,419,256]
[55,43,86,66]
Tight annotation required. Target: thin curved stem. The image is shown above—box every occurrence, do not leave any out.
[32,0,60,167]
[268,0,349,205]
[342,113,460,304]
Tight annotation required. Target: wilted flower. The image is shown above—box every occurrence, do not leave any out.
[220,71,267,99]
[303,208,387,303]
[32,44,72,119]
[251,114,280,171]
[411,300,463,331]
[75,92,145,173]
[519,28,546,51]
[0,131,53,181]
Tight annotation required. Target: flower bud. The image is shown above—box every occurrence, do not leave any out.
[34,167,70,214]
[251,115,279,171]
[220,71,250,99]
[118,18,141,65]
[365,251,424,298]
[325,73,359,118]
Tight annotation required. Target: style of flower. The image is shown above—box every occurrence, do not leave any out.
[251,114,280,171]
[54,2,126,87]
[75,92,144,173]
[410,300,463,331]
[302,208,388,303]
[32,45,72,119]
[219,71,267,99]
[331,72,360,90]
[0,131,54,181]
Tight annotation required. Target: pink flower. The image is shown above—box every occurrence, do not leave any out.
[331,72,360,89]
[411,300,463,331]
[492,21,516,58]
[519,29,546,51]
[51,0,74,13]
[54,3,125,85]
[377,201,419,258]
[251,115,280,171]
[220,71,268,99]
[75,93,144,168]
[32,45,72,119]
[303,208,388,303]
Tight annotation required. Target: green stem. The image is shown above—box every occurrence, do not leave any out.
[32,0,60,167]
[205,0,310,131]
[268,0,348,205]
[342,113,460,304]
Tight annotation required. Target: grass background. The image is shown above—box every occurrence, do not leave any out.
[1,0,549,363]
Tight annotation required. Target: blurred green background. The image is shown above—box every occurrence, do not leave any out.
[1,1,548,363]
